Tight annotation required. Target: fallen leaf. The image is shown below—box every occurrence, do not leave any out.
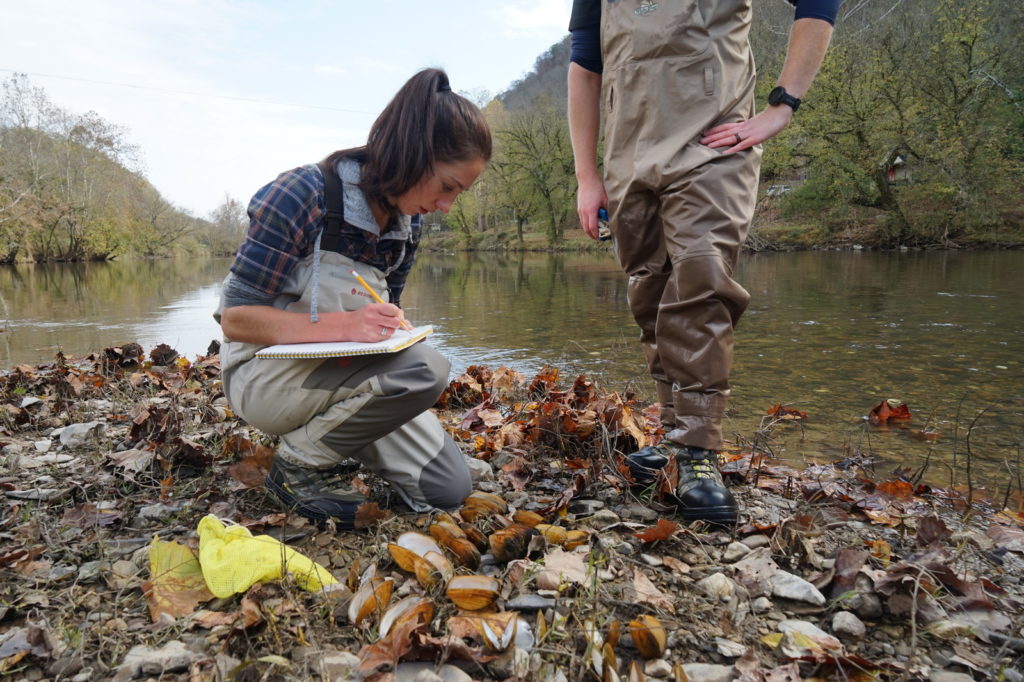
[632,518,680,543]
[867,538,892,565]
[868,399,911,425]
[539,547,589,585]
[142,538,214,621]
[631,568,674,613]
[354,501,389,529]
[766,404,808,420]
[916,515,952,547]
[986,524,1024,553]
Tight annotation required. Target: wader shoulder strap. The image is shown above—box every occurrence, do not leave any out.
[316,158,345,252]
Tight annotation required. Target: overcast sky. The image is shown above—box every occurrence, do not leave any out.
[0,0,572,218]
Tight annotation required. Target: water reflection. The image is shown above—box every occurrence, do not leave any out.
[1,251,1021,493]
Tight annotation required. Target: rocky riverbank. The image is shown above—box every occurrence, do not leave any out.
[1,346,1022,681]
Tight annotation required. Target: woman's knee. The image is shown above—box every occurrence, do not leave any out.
[418,438,471,510]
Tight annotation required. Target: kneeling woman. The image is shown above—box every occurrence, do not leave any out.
[215,68,490,527]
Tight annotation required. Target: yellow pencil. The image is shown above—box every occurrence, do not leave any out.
[350,269,413,330]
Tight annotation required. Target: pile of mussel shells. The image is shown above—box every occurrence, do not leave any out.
[344,489,673,671]
[344,490,593,653]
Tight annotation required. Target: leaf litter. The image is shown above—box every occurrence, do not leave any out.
[0,347,1022,680]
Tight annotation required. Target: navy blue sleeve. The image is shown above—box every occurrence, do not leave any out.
[791,0,841,25]
[569,25,603,74]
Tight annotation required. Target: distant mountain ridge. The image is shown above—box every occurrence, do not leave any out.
[499,34,571,112]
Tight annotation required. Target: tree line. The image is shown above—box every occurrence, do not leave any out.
[2,0,1021,262]
[0,74,246,263]
[450,0,1023,249]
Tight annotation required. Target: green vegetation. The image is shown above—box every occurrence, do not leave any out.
[444,0,1023,251]
[0,75,244,263]
[3,0,1021,260]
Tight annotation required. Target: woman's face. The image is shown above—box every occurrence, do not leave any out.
[394,157,487,216]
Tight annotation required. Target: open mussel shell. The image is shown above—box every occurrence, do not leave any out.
[462,611,535,652]
[629,614,667,659]
[379,595,435,638]
[347,576,394,626]
[488,523,541,563]
[445,574,500,611]
[388,532,444,572]
[413,550,455,589]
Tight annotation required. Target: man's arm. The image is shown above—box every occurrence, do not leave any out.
[701,17,835,152]
[568,62,607,240]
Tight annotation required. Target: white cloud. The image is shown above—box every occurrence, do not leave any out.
[501,0,572,30]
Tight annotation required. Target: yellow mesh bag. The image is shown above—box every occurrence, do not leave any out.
[197,515,337,598]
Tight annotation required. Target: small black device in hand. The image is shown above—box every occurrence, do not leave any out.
[598,208,611,241]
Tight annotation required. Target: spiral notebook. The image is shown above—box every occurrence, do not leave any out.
[255,325,433,359]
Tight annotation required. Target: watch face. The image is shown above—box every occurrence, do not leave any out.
[769,86,785,105]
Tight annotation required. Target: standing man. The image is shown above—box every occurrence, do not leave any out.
[568,0,838,525]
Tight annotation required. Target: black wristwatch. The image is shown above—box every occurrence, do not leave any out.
[768,85,801,112]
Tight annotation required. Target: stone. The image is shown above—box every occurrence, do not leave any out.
[53,421,106,448]
[622,504,660,522]
[107,560,141,590]
[722,542,751,562]
[644,658,673,678]
[740,534,771,549]
[640,553,664,567]
[464,456,494,482]
[679,663,734,682]
[751,597,772,614]
[113,640,199,682]
[832,611,866,640]
[770,571,826,605]
[137,503,183,522]
[928,673,975,682]
[696,572,736,600]
[394,662,473,682]
[715,637,746,657]
[568,499,605,515]
[577,508,620,528]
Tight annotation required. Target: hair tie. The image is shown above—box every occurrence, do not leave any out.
[437,83,451,93]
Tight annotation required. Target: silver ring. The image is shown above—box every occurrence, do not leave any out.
[380,327,388,336]
[734,133,742,144]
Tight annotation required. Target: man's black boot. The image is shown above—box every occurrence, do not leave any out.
[674,446,738,526]
[265,457,367,528]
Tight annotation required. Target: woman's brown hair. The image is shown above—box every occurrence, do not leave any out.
[327,68,492,218]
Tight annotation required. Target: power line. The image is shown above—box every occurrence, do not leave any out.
[0,68,377,116]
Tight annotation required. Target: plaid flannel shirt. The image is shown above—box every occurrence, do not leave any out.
[228,163,420,306]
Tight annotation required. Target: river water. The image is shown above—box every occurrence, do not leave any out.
[2,250,1021,494]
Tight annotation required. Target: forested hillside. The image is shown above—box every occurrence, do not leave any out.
[0,75,244,263]
[448,0,1024,250]
[3,0,1021,260]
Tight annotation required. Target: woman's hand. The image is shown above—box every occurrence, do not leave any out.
[220,303,407,345]
[346,303,408,342]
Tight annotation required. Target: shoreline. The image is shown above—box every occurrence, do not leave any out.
[1,349,1022,680]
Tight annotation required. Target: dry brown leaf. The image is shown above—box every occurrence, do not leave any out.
[354,501,390,530]
[632,518,680,543]
[540,547,589,585]
[631,568,675,614]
